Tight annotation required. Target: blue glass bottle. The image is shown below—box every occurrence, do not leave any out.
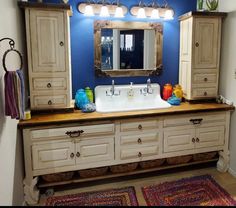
[75,89,89,109]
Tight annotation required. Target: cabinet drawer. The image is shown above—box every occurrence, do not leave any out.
[164,129,195,153]
[32,94,67,108]
[76,136,114,164]
[120,119,159,132]
[164,113,226,128]
[33,77,67,91]
[120,146,159,160]
[192,87,217,98]
[195,126,224,149]
[31,124,115,140]
[32,140,75,170]
[193,73,217,84]
[120,133,159,146]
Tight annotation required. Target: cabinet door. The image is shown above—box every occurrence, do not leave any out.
[193,18,220,69]
[195,126,224,149]
[75,137,114,165]
[30,10,66,72]
[32,140,75,170]
[164,129,195,153]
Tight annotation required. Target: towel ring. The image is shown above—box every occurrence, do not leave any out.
[2,48,23,72]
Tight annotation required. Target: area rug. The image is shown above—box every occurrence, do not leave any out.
[142,174,236,206]
[45,186,139,206]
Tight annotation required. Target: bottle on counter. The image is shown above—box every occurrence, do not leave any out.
[75,89,89,109]
[85,87,94,103]
[162,83,173,101]
[173,84,183,100]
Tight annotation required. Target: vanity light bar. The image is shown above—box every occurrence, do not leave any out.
[78,3,128,17]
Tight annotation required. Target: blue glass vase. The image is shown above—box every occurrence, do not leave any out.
[75,89,89,109]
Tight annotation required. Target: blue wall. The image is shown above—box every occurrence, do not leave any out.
[31,0,196,97]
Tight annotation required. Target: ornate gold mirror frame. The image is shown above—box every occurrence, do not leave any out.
[94,20,163,77]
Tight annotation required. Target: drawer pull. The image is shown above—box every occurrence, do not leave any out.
[204,78,208,82]
[47,83,52,88]
[192,138,196,143]
[138,152,142,157]
[204,92,208,96]
[137,138,142,144]
[138,125,143,130]
[195,42,199,47]
[76,152,81,158]
[48,100,52,105]
[190,119,203,125]
[70,153,75,158]
[66,130,84,138]
[196,138,200,143]
[60,41,64,46]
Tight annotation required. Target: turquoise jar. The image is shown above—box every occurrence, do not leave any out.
[75,89,89,109]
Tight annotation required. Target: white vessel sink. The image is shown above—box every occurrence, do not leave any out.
[95,83,171,113]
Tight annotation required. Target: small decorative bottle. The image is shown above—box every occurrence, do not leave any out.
[197,0,204,11]
[162,84,173,101]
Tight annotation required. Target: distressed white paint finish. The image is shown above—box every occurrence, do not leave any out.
[219,0,236,176]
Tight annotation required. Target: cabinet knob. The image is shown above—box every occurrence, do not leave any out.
[195,42,199,47]
[204,92,208,96]
[47,83,52,88]
[48,100,52,105]
[137,138,142,144]
[138,152,142,157]
[138,125,143,130]
[196,138,200,143]
[70,153,75,158]
[192,138,196,143]
[204,78,208,82]
[76,152,81,157]
[60,41,64,46]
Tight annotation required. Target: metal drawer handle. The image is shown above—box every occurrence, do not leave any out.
[190,119,203,125]
[204,92,208,96]
[196,138,200,143]
[195,42,199,47]
[47,83,52,88]
[138,152,142,157]
[76,152,81,158]
[70,153,75,158]
[60,41,64,46]
[138,125,143,130]
[192,138,196,143]
[204,78,208,82]
[48,100,52,105]
[66,130,84,138]
[137,138,142,144]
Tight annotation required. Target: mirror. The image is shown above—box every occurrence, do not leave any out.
[94,21,163,77]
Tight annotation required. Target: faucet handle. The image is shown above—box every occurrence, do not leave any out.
[112,80,115,85]
[147,78,151,84]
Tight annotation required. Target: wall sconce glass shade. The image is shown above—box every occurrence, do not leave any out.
[150,8,160,19]
[114,6,124,18]
[84,4,94,16]
[137,7,146,18]
[78,2,128,18]
[100,5,110,17]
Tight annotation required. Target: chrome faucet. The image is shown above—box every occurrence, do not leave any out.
[140,78,153,95]
[106,80,120,96]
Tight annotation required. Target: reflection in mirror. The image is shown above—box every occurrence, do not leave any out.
[94,21,163,77]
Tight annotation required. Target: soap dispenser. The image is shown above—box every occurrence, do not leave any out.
[127,82,134,97]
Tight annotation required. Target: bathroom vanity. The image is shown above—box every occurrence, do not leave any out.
[18,102,234,204]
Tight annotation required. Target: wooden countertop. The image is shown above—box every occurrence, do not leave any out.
[18,102,235,129]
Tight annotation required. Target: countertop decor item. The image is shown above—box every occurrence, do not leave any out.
[206,0,219,11]
[197,0,204,11]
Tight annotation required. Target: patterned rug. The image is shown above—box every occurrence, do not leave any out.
[142,175,236,206]
[45,186,138,206]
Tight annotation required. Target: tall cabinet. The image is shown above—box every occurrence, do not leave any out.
[19,2,72,110]
[179,12,227,101]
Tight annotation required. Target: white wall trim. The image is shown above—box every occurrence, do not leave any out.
[228,167,236,178]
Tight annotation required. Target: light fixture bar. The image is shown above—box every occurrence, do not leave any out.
[78,3,128,17]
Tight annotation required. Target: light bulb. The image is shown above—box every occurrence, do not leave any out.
[164,9,174,20]
[84,4,94,16]
[115,6,124,18]
[137,7,146,18]
[100,5,110,17]
[150,9,160,19]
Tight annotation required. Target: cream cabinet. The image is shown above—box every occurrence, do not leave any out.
[20,3,72,110]
[179,12,227,101]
